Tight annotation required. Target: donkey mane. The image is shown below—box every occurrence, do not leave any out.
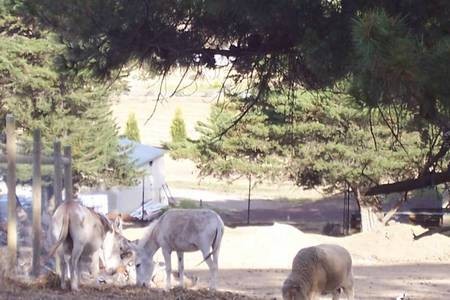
[88,207,113,232]
[139,217,161,248]
[97,212,113,232]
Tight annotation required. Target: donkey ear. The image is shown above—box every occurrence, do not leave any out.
[128,239,139,252]
[113,215,123,233]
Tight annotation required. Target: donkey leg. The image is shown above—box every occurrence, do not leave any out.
[343,284,355,300]
[332,290,341,300]
[343,273,355,300]
[90,250,100,279]
[200,246,217,290]
[62,251,72,289]
[176,251,184,288]
[70,243,83,291]
[162,248,172,290]
[212,244,221,288]
[57,250,68,289]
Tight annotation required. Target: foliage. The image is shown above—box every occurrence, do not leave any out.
[173,98,283,184]
[350,9,450,123]
[275,92,429,201]
[176,199,200,209]
[0,1,138,186]
[124,113,140,142]
[184,90,432,209]
[170,108,187,144]
[18,0,450,194]
[20,1,449,116]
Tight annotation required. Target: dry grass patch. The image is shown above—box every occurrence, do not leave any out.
[0,279,258,300]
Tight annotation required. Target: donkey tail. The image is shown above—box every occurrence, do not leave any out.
[197,222,224,266]
[47,208,70,258]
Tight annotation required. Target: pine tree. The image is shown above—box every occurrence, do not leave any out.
[187,91,431,231]
[269,91,428,231]
[23,0,450,194]
[170,108,187,144]
[0,1,138,187]
[124,113,140,142]
[177,98,282,183]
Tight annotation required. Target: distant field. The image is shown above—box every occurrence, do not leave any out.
[112,69,222,147]
[112,69,323,200]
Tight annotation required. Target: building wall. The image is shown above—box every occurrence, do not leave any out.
[151,156,166,205]
[107,173,152,213]
[80,159,167,214]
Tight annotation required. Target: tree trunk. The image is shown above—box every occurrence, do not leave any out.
[359,206,381,232]
[381,192,408,225]
[354,186,381,232]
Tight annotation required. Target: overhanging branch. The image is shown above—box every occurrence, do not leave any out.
[365,169,450,196]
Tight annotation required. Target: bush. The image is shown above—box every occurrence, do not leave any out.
[170,108,187,143]
[125,113,140,142]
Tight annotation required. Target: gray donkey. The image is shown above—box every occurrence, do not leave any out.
[134,209,224,290]
[49,200,131,290]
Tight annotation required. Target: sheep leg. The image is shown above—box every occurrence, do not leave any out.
[176,251,184,288]
[162,248,172,290]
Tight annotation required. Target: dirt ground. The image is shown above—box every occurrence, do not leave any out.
[0,281,254,300]
[2,263,448,300]
[121,222,450,300]
[2,196,449,299]
[106,66,450,300]
[188,264,450,300]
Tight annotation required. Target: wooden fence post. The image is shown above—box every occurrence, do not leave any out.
[53,141,63,209]
[32,129,42,276]
[53,141,63,275]
[6,114,17,273]
[64,146,72,201]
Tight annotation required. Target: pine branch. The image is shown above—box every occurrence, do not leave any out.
[212,58,273,142]
[365,168,450,196]
[377,106,409,154]
[144,66,169,125]
[420,130,450,176]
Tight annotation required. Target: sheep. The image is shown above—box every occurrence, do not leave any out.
[282,244,354,300]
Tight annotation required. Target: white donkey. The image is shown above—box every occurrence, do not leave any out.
[49,200,131,290]
[134,208,224,290]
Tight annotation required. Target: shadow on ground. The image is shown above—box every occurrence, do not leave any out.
[186,189,446,234]
[184,193,356,233]
[189,263,450,300]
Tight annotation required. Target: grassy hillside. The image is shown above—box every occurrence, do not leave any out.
[112,69,222,146]
[112,69,321,200]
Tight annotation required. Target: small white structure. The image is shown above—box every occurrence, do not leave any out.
[79,138,168,216]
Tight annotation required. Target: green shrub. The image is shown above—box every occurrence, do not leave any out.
[125,113,140,142]
[170,108,187,143]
